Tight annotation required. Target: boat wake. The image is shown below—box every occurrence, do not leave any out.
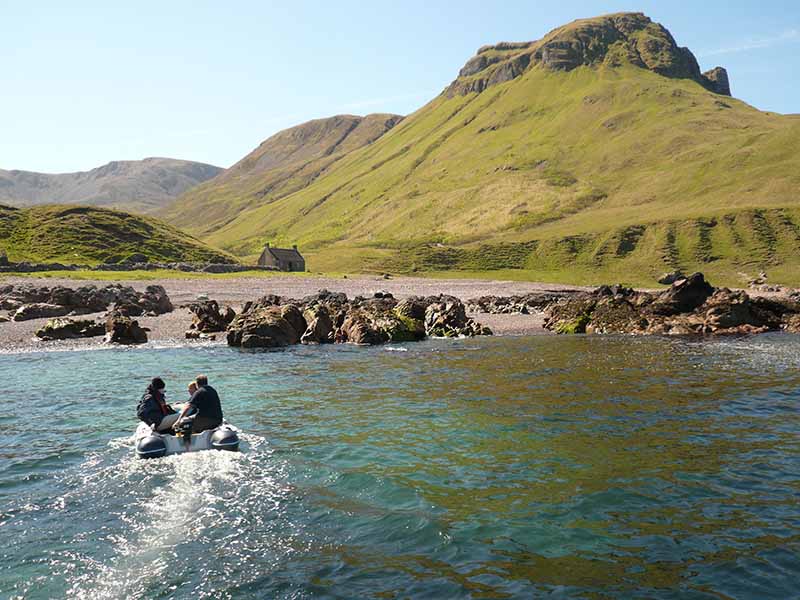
[38,434,301,600]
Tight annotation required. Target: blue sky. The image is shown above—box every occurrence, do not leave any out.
[3,0,799,173]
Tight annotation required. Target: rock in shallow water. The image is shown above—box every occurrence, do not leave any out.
[105,312,148,344]
[544,272,800,336]
[225,291,490,348]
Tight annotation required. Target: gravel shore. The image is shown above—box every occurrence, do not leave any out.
[1,274,585,353]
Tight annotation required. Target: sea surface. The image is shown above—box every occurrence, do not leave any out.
[1,335,799,599]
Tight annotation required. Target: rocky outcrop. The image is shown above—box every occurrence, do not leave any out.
[703,67,731,96]
[186,300,235,336]
[300,304,335,344]
[111,285,173,317]
[35,318,105,341]
[226,291,491,348]
[1,284,174,320]
[105,312,149,344]
[226,303,306,348]
[13,303,72,321]
[467,291,575,314]
[446,13,731,97]
[544,273,800,336]
[425,296,493,337]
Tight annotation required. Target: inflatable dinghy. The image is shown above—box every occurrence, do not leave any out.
[135,415,240,459]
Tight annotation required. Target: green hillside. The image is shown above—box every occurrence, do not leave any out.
[166,13,800,286]
[0,204,236,265]
[161,113,402,248]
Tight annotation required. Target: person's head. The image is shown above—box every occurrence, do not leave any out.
[195,374,208,388]
[148,377,166,396]
[188,381,198,395]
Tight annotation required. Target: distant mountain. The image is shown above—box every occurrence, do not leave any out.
[0,158,223,214]
[0,204,235,265]
[162,13,800,285]
[161,114,402,252]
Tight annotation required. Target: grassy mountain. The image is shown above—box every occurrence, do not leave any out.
[162,114,402,247]
[165,12,800,286]
[0,158,222,214]
[0,204,236,265]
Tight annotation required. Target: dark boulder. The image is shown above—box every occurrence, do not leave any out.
[650,273,714,315]
[105,312,148,344]
[186,300,236,334]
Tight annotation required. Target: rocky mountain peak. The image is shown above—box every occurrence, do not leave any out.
[447,12,731,97]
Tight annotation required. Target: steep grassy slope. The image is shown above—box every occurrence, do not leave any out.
[0,158,222,214]
[166,13,800,286]
[162,114,402,240]
[0,204,236,265]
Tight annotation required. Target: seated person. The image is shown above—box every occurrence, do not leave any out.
[137,377,182,432]
[175,374,223,433]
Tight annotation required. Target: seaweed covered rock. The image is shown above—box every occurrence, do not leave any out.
[544,273,800,336]
[225,290,489,347]
[35,318,105,341]
[424,296,493,337]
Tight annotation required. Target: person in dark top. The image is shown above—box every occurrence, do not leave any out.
[175,374,223,433]
[137,377,181,432]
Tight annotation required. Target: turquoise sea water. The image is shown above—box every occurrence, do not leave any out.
[1,335,799,599]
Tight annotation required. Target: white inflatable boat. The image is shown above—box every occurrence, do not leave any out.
[134,415,240,459]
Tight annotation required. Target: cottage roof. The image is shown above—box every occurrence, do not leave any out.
[265,247,303,262]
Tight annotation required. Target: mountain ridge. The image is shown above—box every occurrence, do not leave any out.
[0,157,222,214]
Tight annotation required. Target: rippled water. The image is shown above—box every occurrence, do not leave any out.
[1,335,799,599]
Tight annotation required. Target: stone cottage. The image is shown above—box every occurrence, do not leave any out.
[258,243,305,272]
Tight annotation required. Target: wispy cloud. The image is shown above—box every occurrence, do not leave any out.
[340,90,438,111]
[699,28,799,57]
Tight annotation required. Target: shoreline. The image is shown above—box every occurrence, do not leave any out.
[0,274,574,354]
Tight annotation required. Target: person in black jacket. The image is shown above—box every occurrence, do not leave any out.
[175,374,223,433]
[137,377,181,432]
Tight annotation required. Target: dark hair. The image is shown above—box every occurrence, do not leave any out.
[195,374,208,386]
[149,377,166,392]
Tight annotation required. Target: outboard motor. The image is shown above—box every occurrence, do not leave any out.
[176,415,196,449]
[211,428,240,452]
[136,434,167,459]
